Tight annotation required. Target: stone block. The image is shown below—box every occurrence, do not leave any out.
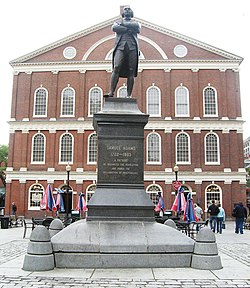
[22,254,55,271]
[193,242,218,255]
[27,241,53,255]
[191,254,222,270]
[196,227,216,243]
[49,218,64,238]
[164,219,177,229]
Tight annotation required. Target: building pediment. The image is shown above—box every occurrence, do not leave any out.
[10,16,243,68]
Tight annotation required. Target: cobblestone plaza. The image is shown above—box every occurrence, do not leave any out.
[0,221,250,287]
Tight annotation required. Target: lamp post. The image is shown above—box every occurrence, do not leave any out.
[173,164,179,195]
[66,163,71,219]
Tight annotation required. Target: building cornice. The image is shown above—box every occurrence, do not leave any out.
[8,118,244,134]
[11,59,241,74]
[5,169,246,184]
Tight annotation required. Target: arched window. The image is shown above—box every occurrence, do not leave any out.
[175,86,189,117]
[33,87,48,117]
[147,132,161,164]
[203,86,218,116]
[205,132,220,164]
[117,86,127,98]
[61,87,75,116]
[88,133,97,164]
[146,184,162,206]
[88,87,102,116]
[205,184,222,209]
[31,133,45,163]
[60,133,73,163]
[176,132,190,164]
[146,86,161,116]
[28,183,44,210]
[86,184,96,203]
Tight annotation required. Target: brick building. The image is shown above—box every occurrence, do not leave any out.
[5,15,246,218]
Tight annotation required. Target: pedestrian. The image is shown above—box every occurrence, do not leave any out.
[232,202,247,234]
[216,204,225,234]
[207,200,219,232]
[194,203,203,221]
[11,202,17,216]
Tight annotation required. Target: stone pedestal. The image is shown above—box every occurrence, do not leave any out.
[51,98,195,269]
[87,98,154,221]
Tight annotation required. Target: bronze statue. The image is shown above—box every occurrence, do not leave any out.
[107,6,140,98]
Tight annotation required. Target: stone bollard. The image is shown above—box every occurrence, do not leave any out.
[164,219,177,229]
[191,226,222,270]
[22,225,54,271]
[49,218,64,238]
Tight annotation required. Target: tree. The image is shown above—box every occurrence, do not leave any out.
[0,144,8,187]
[0,145,8,166]
[246,167,250,188]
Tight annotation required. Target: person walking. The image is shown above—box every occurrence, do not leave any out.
[194,203,203,221]
[207,200,219,232]
[233,202,247,234]
[216,204,225,233]
[11,202,17,216]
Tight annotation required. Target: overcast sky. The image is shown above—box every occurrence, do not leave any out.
[1,0,249,145]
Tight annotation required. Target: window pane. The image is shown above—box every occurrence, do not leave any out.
[204,88,217,115]
[176,87,188,115]
[60,134,73,162]
[62,88,74,116]
[177,133,189,162]
[147,87,160,115]
[34,88,47,116]
[206,134,218,162]
[32,134,45,162]
[86,184,96,203]
[89,88,102,115]
[146,185,161,206]
[206,185,221,208]
[88,134,97,163]
[147,133,160,162]
[118,87,127,98]
[29,184,44,209]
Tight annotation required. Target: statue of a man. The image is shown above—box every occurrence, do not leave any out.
[107,6,140,98]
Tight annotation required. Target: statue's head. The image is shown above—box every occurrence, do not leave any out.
[121,6,134,18]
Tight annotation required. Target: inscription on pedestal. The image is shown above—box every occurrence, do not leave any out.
[98,139,143,184]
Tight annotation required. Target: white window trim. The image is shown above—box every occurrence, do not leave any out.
[33,87,48,118]
[88,86,103,117]
[175,86,190,117]
[146,184,163,206]
[146,86,161,117]
[203,86,218,117]
[31,132,46,164]
[87,132,97,165]
[117,85,127,98]
[205,184,222,209]
[28,184,45,210]
[175,132,191,165]
[146,132,162,165]
[59,132,74,164]
[204,132,220,165]
[60,87,75,117]
[86,183,96,204]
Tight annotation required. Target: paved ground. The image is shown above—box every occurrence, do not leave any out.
[0,221,250,287]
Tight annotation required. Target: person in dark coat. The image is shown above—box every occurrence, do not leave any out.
[207,200,219,232]
[11,202,17,216]
[107,6,140,98]
[233,202,247,234]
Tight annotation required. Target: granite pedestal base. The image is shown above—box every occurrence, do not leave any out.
[51,219,195,268]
